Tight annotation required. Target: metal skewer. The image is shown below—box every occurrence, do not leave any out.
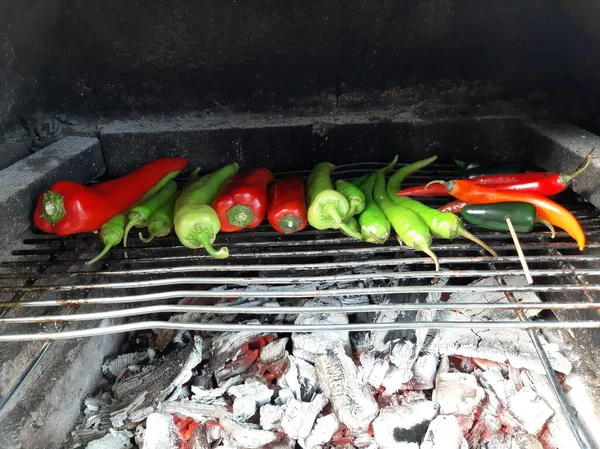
[505,217,533,284]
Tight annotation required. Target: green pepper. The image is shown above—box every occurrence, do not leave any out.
[373,171,439,270]
[335,180,365,219]
[307,162,363,240]
[461,202,555,235]
[455,159,525,178]
[357,173,390,244]
[387,156,497,256]
[139,191,178,243]
[351,155,399,186]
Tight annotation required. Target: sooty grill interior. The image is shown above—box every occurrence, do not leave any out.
[1,114,600,449]
[4,2,600,448]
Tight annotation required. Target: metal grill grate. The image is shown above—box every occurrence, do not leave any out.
[2,161,600,447]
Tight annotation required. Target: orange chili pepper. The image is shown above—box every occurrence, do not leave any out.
[427,179,586,250]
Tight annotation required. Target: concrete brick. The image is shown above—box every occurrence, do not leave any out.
[0,136,105,249]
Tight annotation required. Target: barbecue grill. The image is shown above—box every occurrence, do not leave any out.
[3,2,600,449]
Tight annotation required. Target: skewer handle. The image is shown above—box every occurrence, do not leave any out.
[506,217,533,285]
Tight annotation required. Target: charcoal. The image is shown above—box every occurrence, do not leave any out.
[112,336,204,404]
[85,429,133,449]
[511,433,544,449]
[293,298,351,363]
[190,383,229,406]
[219,416,279,448]
[432,370,485,416]
[411,354,438,390]
[479,367,517,402]
[428,315,572,374]
[279,355,317,402]
[209,330,276,385]
[280,394,328,441]
[259,337,289,364]
[228,379,273,421]
[259,403,285,431]
[421,415,468,449]
[372,401,439,449]
[189,423,210,449]
[101,351,152,381]
[507,386,554,436]
[158,400,228,421]
[315,344,378,434]
[142,413,180,449]
[301,414,340,449]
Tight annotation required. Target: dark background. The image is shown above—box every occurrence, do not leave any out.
[1,0,599,131]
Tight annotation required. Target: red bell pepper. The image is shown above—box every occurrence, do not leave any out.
[439,200,467,213]
[267,176,308,234]
[34,157,189,236]
[213,168,274,232]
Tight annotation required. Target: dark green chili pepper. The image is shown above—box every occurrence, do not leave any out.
[352,155,399,186]
[357,173,390,244]
[373,171,439,270]
[139,191,178,243]
[335,180,365,219]
[460,202,555,236]
[455,158,526,178]
[307,162,363,240]
[387,156,497,256]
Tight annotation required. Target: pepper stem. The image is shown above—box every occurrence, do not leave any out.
[139,231,156,243]
[561,155,592,185]
[86,243,113,265]
[407,237,440,271]
[226,204,254,228]
[364,227,388,244]
[344,204,358,221]
[41,191,66,225]
[326,204,363,240]
[278,214,302,234]
[425,180,450,191]
[195,231,229,259]
[537,218,556,238]
[458,227,498,257]
[122,217,141,248]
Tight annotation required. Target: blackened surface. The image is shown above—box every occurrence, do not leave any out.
[3,0,600,130]
[99,113,528,177]
[392,420,430,444]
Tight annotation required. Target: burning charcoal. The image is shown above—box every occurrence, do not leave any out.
[372,401,439,449]
[479,367,517,402]
[441,276,543,321]
[112,336,204,404]
[260,337,289,364]
[142,413,180,449]
[219,416,279,448]
[411,354,438,390]
[189,423,210,449]
[86,429,133,449]
[279,355,318,401]
[359,352,389,390]
[432,368,485,416]
[280,394,328,440]
[228,379,274,421]
[421,415,468,449]
[102,351,151,381]
[209,330,276,385]
[301,414,340,449]
[158,400,228,422]
[429,324,572,375]
[292,298,351,363]
[259,403,285,431]
[506,386,554,436]
[315,344,378,435]
[190,384,229,406]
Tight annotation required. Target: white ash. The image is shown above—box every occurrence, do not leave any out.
[208,330,276,385]
[372,401,439,449]
[102,351,153,381]
[429,320,572,375]
[506,386,554,436]
[280,394,328,440]
[439,276,543,321]
[359,351,390,389]
[276,387,296,405]
[190,383,229,406]
[142,413,180,449]
[300,414,340,449]
[512,433,545,449]
[259,403,285,431]
[228,379,273,421]
[432,370,485,416]
[353,433,378,448]
[158,400,228,422]
[219,415,279,449]
[316,344,379,434]
[479,367,517,402]
[411,353,438,390]
[421,415,468,449]
[86,429,133,449]
[279,355,318,401]
[259,337,289,364]
[292,298,351,363]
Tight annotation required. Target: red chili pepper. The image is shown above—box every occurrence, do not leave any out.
[439,200,467,213]
[428,179,586,250]
[33,157,189,236]
[213,168,274,232]
[267,176,308,234]
[399,156,591,198]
